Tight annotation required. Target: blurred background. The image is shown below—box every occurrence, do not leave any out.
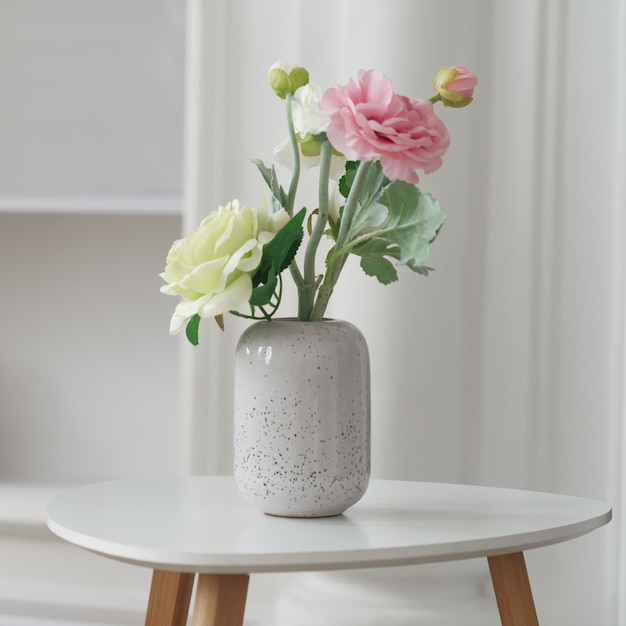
[0,0,623,624]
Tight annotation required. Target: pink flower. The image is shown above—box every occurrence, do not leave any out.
[319,69,450,184]
[433,66,478,108]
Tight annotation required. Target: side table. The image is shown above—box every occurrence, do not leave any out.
[46,477,611,626]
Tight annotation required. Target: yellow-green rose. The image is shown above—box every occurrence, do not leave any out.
[160,199,289,335]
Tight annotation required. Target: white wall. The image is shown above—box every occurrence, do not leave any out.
[0,1,185,623]
[0,0,184,197]
[0,0,185,480]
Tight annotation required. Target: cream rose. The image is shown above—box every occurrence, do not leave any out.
[160,200,289,335]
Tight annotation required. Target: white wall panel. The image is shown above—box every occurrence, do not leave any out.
[0,2,186,620]
[0,0,185,197]
[0,214,183,483]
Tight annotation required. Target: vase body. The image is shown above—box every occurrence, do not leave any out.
[233,318,371,517]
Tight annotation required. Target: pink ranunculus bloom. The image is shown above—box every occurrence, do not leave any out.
[319,69,450,184]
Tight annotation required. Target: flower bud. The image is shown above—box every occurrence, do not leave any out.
[433,66,477,108]
[300,135,322,157]
[269,61,310,99]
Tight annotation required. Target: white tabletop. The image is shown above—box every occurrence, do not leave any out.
[46,477,611,574]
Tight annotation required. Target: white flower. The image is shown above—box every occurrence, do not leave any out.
[160,200,289,335]
[291,83,329,138]
[274,83,346,178]
[328,182,345,224]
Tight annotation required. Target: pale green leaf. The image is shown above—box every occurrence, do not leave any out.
[377,182,445,268]
[252,159,287,209]
[359,254,399,285]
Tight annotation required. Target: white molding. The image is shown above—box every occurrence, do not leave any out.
[615,0,626,621]
[525,0,570,492]
[478,0,544,487]
[0,195,182,215]
[179,0,232,475]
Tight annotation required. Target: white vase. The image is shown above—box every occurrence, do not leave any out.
[233,318,371,517]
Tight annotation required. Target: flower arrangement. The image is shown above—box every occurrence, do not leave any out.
[161,62,477,345]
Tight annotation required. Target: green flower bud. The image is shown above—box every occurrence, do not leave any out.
[269,61,310,99]
[289,67,309,93]
[300,135,321,157]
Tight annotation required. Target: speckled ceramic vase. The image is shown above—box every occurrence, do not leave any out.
[233,318,371,517]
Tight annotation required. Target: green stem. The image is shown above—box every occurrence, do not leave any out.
[283,92,306,293]
[285,93,300,217]
[309,256,346,321]
[334,160,373,253]
[310,160,373,321]
[230,274,284,322]
[300,140,332,320]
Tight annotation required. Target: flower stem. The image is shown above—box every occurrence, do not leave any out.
[285,93,300,217]
[310,160,373,321]
[300,140,332,320]
[335,160,372,252]
[283,92,306,294]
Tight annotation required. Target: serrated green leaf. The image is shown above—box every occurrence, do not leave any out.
[249,268,277,307]
[185,314,201,346]
[376,182,445,267]
[252,207,306,287]
[360,254,398,285]
[263,207,305,273]
[338,160,360,198]
[349,182,445,284]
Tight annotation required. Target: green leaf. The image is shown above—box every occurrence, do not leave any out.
[249,268,277,307]
[345,200,388,241]
[376,182,445,267]
[360,254,399,285]
[246,209,306,318]
[252,159,287,209]
[353,238,400,284]
[406,261,433,276]
[355,238,433,281]
[185,314,201,346]
[349,184,445,284]
[338,161,360,198]
[339,161,389,246]
[253,207,306,287]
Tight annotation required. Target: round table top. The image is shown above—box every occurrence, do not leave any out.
[46,477,611,574]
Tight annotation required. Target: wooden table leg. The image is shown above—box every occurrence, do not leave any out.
[488,552,539,626]
[145,569,195,626]
[191,574,250,626]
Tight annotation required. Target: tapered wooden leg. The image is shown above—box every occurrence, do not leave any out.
[488,552,539,626]
[191,574,250,626]
[145,569,195,626]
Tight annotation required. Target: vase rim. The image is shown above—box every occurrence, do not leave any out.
[256,317,339,323]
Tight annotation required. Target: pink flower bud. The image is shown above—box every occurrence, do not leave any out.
[433,66,477,108]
